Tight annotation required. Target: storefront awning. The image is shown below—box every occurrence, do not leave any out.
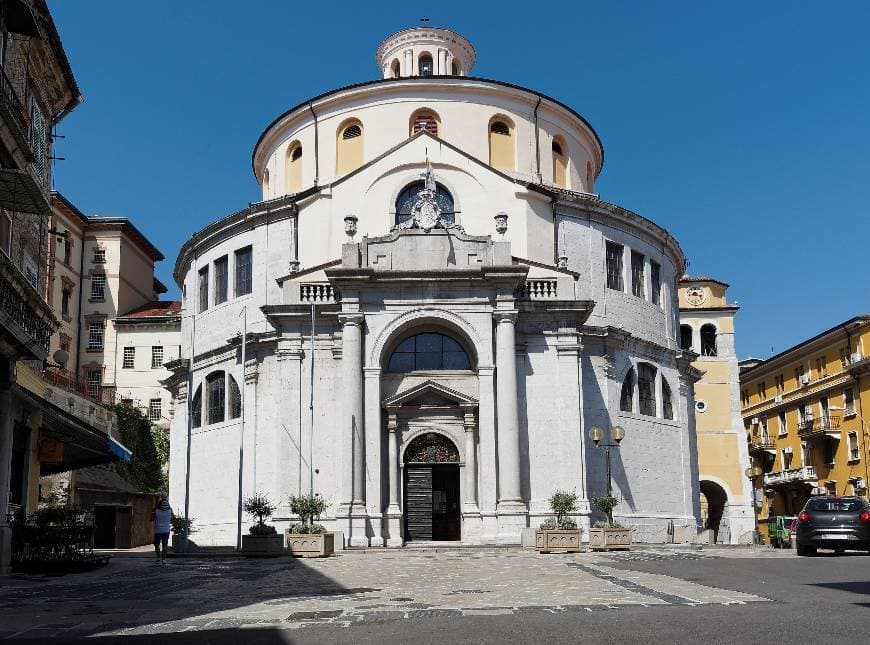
[12,384,131,475]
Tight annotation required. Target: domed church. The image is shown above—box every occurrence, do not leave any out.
[168,27,702,546]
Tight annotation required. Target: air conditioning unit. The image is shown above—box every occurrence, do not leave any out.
[800,374,811,386]
[774,395,783,403]
[751,416,759,425]
[851,353,863,364]
[853,477,867,489]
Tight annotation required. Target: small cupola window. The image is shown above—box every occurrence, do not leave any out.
[418,53,433,76]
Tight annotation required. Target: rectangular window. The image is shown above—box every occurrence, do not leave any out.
[214,256,228,305]
[0,212,11,255]
[782,449,793,470]
[844,388,855,415]
[778,410,787,436]
[122,347,135,369]
[91,274,106,300]
[23,255,38,287]
[61,287,71,316]
[93,248,106,264]
[760,417,769,443]
[605,242,623,291]
[757,382,766,401]
[741,389,749,407]
[825,481,837,496]
[650,260,661,305]
[198,266,209,312]
[86,369,101,398]
[848,432,860,461]
[823,439,835,465]
[840,347,849,368]
[801,442,810,467]
[235,246,253,296]
[149,399,162,422]
[88,322,104,350]
[63,236,71,264]
[630,251,645,298]
[151,345,164,369]
[775,374,784,395]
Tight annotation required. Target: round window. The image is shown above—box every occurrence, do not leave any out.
[695,400,708,413]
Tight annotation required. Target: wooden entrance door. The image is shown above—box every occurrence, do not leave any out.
[404,464,460,541]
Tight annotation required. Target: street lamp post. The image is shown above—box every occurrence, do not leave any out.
[589,425,625,524]
[745,465,763,545]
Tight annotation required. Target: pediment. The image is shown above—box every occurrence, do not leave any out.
[383,380,478,409]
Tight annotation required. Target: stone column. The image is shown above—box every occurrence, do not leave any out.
[386,410,403,546]
[403,49,413,76]
[363,367,383,546]
[0,360,14,574]
[462,408,478,509]
[494,311,523,509]
[339,313,367,546]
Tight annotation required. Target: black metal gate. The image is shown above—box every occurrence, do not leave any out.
[405,464,460,541]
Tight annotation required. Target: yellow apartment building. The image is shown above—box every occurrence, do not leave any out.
[679,277,754,544]
[740,315,870,542]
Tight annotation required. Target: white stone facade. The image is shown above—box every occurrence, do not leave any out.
[168,28,701,547]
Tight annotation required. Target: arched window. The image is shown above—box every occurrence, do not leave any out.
[552,137,567,187]
[620,368,635,413]
[638,363,657,416]
[390,58,401,78]
[286,143,302,193]
[229,375,241,419]
[395,181,455,227]
[680,325,693,352]
[404,432,460,463]
[488,117,515,171]
[662,378,674,420]
[410,110,439,137]
[206,371,226,425]
[418,53,433,76]
[451,60,461,76]
[336,120,364,174]
[387,332,471,372]
[191,385,202,428]
[700,324,718,357]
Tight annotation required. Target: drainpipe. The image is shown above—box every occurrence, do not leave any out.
[533,95,543,182]
[308,102,319,187]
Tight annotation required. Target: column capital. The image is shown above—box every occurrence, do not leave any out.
[493,310,518,324]
[363,366,382,377]
[338,313,365,326]
[387,412,398,431]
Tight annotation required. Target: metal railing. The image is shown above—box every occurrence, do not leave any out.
[0,67,29,142]
[299,282,339,303]
[517,279,558,300]
[0,254,53,355]
[43,366,120,407]
[797,415,841,438]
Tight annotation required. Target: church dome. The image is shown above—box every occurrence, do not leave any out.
[376,26,475,78]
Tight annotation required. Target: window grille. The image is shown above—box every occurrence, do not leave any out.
[235,246,252,296]
[620,369,634,412]
[151,345,164,369]
[191,386,202,428]
[206,372,226,425]
[412,113,438,136]
[230,375,241,419]
[149,399,162,421]
[387,333,471,372]
[605,242,623,291]
[61,288,71,315]
[86,370,101,398]
[93,249,106,263]
[88,322,103,349]
[91,274,106,300]
[631,251,645,298]
[490,121,510,136]
[395,181,455,227]
[214,256,228,305]
[123,347,135,369]
[342,124,362,140]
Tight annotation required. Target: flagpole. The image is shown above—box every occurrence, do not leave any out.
[236,306,247,550]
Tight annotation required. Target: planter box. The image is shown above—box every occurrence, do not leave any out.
[535,529,581,553]
[286,531,335,558]
[241,533,285,557]
[170,534,197,553]
[588,526,632,551]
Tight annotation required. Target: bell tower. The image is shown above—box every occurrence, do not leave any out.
[376,27,475,79]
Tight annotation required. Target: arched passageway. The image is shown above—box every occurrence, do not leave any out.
[699,480,728,543]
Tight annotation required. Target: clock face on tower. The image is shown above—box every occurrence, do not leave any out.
[685,286,707,307]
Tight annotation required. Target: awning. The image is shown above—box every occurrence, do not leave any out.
[12,384,131,475]
[0,168,50,215]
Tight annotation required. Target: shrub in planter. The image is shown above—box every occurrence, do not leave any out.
[286,494,333,557]
[535,489,581,553]
[241,494,283,556]
[589,493,632,550]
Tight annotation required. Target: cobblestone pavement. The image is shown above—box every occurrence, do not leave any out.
[0,548,771,639]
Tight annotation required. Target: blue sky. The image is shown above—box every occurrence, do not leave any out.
[48,1,870,359]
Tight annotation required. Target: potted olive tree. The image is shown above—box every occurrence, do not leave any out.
[588,494,632,551]
[286,493,333,557]
[170,514,197,553]
[535,490,582,553]
[241,493,284,556]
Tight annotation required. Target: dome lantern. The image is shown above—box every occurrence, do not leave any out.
[376,27,475,79]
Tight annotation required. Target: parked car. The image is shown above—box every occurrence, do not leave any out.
[794,496,870,556]
[768,515,797,548]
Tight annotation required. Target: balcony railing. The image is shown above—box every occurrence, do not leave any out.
[0,252,54,359]
[748,436,775,453]
[763,466,817,487]
[43,367,120,407]
[516,279,558,300]
[299,282,339,303]
[0,67,30,149]
[797,415,841,439]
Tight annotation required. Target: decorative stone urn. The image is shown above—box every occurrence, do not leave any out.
[241,533,285,557]
[286,531,335,558]
[588,526,632,551]
[535,528,582,553]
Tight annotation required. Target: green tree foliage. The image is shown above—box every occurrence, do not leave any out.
[114,403,168,493]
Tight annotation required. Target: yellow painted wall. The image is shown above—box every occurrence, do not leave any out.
[678,282,727,308]
[488,118,515,171]
[336,121,364,175]
[286,143,302,193]
[697,434,745,495]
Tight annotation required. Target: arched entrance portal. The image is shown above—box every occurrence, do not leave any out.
[404,433,461,541]
[699,480,729,543]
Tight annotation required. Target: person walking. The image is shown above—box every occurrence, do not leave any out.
[151,493,172,564]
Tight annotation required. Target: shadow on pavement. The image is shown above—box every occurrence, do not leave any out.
[10,627,295,645]
[0,552,351,638]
